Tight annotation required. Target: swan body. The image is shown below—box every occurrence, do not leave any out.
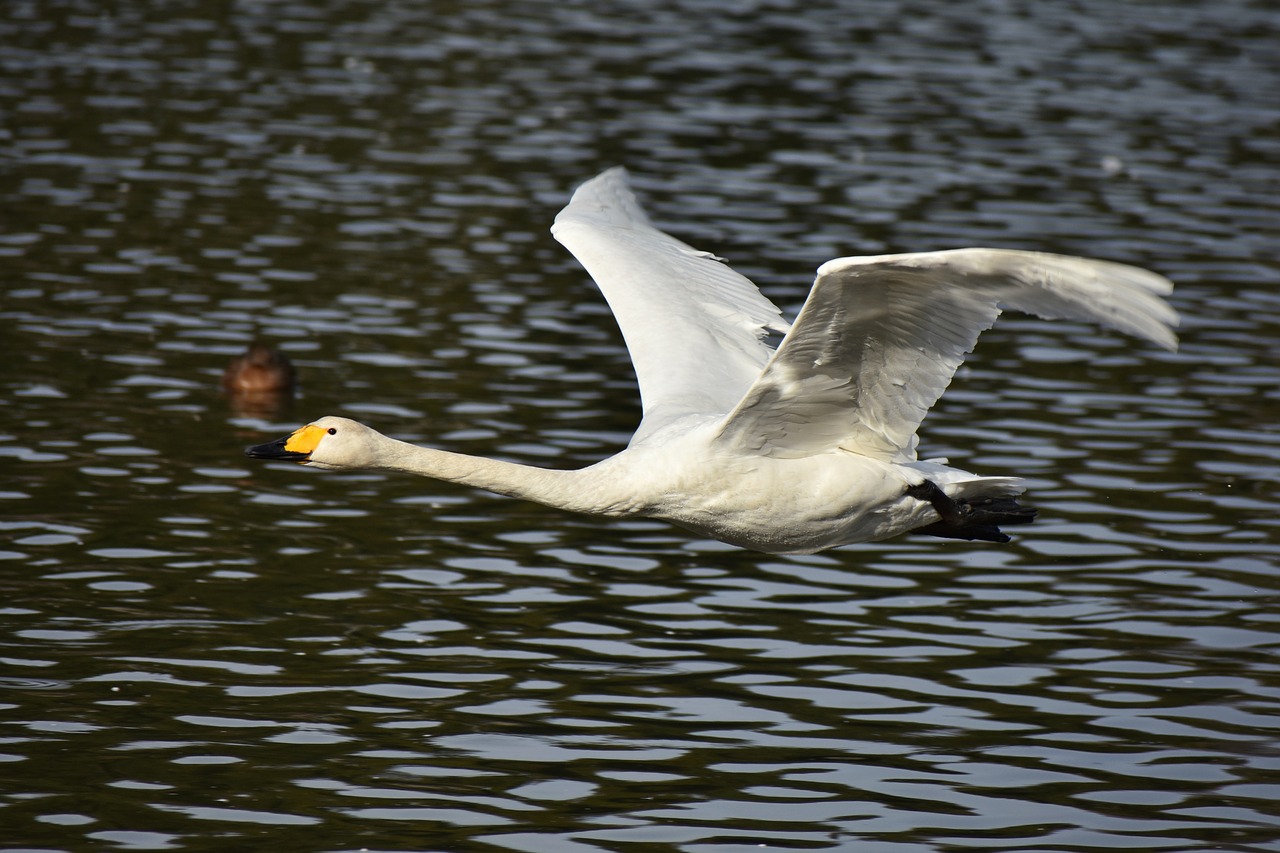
[247,167,1178,554]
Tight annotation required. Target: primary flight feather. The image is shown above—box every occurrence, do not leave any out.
[247,167,1177,554]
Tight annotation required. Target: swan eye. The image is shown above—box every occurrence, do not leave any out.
[327,428,337,435]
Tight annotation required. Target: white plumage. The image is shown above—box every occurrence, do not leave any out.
[248,167,1177,554]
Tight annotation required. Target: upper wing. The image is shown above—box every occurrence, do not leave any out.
[714,248,1178,462]
[551,168,789,442]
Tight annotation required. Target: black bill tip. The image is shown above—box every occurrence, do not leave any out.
[245,435,309,461]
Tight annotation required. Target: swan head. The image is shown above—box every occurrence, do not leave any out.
[245,416,380,470]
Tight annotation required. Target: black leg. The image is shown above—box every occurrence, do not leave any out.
[906,480,965,525]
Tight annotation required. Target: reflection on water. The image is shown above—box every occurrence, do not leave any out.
[2,0,1279,849]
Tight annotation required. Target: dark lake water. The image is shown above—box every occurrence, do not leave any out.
[3,0,1279,850]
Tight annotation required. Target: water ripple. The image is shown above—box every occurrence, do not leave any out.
[1,0,1277,849]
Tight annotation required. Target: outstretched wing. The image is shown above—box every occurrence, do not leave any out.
[714,248,1178,461]
[551,168,789,443]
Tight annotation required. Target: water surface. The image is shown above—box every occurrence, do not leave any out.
[2,0,1279,850]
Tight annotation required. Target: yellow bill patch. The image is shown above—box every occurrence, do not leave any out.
[284,424,328,455]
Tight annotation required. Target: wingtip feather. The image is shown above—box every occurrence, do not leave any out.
[817,248,1180,351]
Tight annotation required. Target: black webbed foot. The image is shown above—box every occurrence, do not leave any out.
[906,480,1037,543]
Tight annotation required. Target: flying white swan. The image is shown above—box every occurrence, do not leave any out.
[246,167,1177,554]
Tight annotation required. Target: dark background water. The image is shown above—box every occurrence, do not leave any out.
[2,0,1279,850]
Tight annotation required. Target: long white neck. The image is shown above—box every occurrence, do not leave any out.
[364,433,635,517]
